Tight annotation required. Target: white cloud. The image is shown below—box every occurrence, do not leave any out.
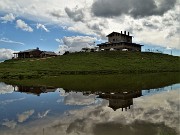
[166,46,172,50]
[0,97,25,105]
[38,110,50,118]
[57,88,69,96]
[0,13,15,23]
[16,19,33,32]
[36,23,50,32]
[17,110,34,123]
[2,119,17,129]
[55,38,63,44]
[57,36,96,54]
[0,48,15,61]
[64,92,96,105]
[0,0,179,52]
[0,37,24,45]
[0,82,14,94]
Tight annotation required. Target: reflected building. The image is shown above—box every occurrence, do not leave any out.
[13,85,56,96]
[98,90,142,111]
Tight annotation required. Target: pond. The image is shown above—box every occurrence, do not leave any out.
[0,74,179,135]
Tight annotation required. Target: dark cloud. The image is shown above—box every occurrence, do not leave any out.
[93,121,176,135]
[92,0,177,18]
[49,10,63,18]
[92,0,129,18]
[65,7,84,22]
[87,23,102,31]
[66,119,87,134]
[86,21,108,39]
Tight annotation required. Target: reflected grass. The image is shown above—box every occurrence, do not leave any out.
[2,72,180,92]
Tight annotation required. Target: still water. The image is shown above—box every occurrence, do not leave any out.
[0,82,179,135]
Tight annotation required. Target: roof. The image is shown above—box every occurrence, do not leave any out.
[21,49,39,53]
[41,51,57,55]
[106,32,132,37]
[97,42,143,46]
[14,48,41,54]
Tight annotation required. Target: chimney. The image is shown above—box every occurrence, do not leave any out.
[124,31,126,35]
[121,31,122,34]
[128,32,129,36]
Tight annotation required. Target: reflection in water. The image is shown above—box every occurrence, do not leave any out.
[13,85,142,111]
[13,85,56,96]
[0,83,179,135]
[97,91,142,111]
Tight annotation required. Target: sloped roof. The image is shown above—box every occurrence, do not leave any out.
[106,32,120,37]
[14,48,41,54]
[20,49,38,53]
[41,51,57,55]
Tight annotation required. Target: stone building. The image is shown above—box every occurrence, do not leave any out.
[97,31,143,51]
[13,48,57,59]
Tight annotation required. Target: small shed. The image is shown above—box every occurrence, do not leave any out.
[40,51,57,57]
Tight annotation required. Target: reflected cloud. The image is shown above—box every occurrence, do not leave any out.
[0,82,14,94]
[53,89,179,135]
[0,97,25,105]
[17,110,34,123]
[38,110,50,118]
[0,85,179,135]
[64,92,96,105]
[56,98,64,103]
[2,119,17,129]
[93,121,176,135]
[57,88,68,97]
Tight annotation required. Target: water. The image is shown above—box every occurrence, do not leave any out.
[0,82,179,135]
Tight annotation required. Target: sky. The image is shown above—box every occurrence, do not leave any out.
[0,0,179,61]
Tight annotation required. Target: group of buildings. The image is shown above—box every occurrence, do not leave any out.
[82,31,143,52]
[13,84,142,111]
[97,31,143,51]
[13,31,143,59]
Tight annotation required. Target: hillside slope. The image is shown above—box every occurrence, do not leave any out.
[0,51,179,79]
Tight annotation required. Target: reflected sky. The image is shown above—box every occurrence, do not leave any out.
[0,82,179,135]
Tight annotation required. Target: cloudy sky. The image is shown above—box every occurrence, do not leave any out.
[0,0,179,60]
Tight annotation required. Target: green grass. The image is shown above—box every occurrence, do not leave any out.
[0,51,179,79]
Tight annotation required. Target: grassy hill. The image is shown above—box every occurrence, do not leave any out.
[0,51,179,79]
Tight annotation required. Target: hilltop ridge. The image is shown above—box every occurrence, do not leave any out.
[0,51,179,79]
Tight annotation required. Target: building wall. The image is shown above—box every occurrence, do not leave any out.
[40,53,57,58]
[17,50,42,58]
[108,34,132,43]
[99,43,141,51]
[29,50,42,58]
[18,52,30,58]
